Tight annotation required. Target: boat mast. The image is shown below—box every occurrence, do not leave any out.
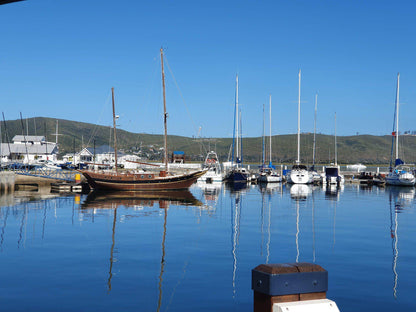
[235,74,239,166]
[160,48,168,172]
[111,87,118,173]
[312,93,317,169]
[334,112,337,166]
[262,104,265,166]
[297,70,301,164]
[395,73,400,161]
[269,94,272,166]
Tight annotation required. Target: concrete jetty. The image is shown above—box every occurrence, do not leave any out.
[0,172,15,194]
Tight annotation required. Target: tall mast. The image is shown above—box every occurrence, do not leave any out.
[160,48,168,172]
[297,69,301,164]
[235,74,239,165]
[334,112,337,165]
[269,94,272,166]
[312,93,317,169]
[262,104,265,166]
[395,73,400,161]
[111,87,118,173]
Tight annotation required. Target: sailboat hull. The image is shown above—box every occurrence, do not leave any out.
[288,168,313,184]
[386,171,415,186]
[224,168,249,183]
[79,170,206,191]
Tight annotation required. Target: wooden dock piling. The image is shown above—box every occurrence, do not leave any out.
[252,262,339,312]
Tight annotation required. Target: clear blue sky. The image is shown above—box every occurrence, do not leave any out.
[1,0,416,139]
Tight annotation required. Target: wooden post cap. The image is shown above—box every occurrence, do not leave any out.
[252,263,328,312]
[252,262,328,296]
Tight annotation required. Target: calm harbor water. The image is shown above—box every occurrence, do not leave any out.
[0,182,415,311]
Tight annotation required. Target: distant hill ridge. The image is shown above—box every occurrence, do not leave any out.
[2,117,415,165]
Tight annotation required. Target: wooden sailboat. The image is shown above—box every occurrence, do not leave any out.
[79,49,206,191]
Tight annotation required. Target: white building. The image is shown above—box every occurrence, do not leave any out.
[0,135,58,164]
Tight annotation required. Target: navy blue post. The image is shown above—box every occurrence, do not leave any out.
[252,263,328,312]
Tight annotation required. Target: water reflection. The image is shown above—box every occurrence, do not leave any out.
[195,181,222,208]
[289,184,312,200]
[258,182,282,196]
[323,184,344,201]
[230,191,242,298]
[80,190,202,296]
[82,190,202,210]
[1,184,416,311]
[224,181,249,194]
[259,187,272,264]
[387,186,415,299]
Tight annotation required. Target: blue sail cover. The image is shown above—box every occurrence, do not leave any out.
[268,161,276,169]
[395,158,404,166]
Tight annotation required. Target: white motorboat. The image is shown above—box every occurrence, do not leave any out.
[197,151,224,183]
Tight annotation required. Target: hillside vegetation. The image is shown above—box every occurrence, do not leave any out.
[2,117,416,165]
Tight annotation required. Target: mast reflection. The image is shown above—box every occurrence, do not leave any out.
[387,186,415,299]
[80,189,202,305]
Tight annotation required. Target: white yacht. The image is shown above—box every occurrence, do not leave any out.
[257,95,282,183]
[287,70,313,184]
[386,73,416,186]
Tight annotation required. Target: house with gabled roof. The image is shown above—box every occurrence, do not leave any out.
[0,135,58,163]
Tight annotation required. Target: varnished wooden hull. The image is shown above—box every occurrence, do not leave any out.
[79,169,206,191]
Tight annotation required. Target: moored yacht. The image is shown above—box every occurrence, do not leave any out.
[257,95,282,183]
[386,73,415,187]
[224,74,249,184]
[287,70,313,184]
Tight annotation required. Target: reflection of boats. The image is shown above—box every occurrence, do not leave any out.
[289,184,312,200]
[386,73,415,186]
[258,182,281,195]
[323,184,343,200]
[79,49,205,191]
[387,186,415,207]
[387,186,408,299]
[197,151,224,183]
[231,192,242,297]
[224,180,249,193]
[81,189,203,209]
[80,189,201,295]
[287,70,313,184]
[195,181,222,205]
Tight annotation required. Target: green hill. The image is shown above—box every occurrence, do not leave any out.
[2,117,415,165]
